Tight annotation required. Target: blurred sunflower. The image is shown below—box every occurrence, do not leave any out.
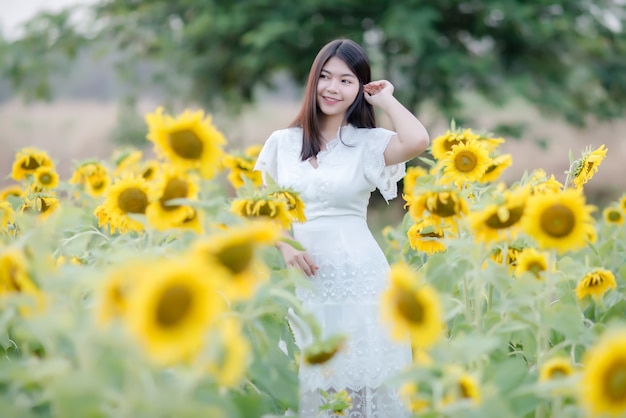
[0,184,22,202]
[204,317,250,388]
[603,206,624,225]
[514,248,550,280]
[113,148,144,177]
[231,196,292,228]
[442,366,482,407]
[174,207,205,234]
[575,268,616,300]
[124,256,227,365]
[20,195,60,220]
[381,263,443,348]
[146,166,199,231]
[620,195,626,214]
[0,248,44,314]
[139,159,161,182]
[101,175,152,234]
[145,107,226,179]
[486,246,522,271]
[0,202,15,233]
[399,382,429,414]
[467,186,529,243]
[69,162,111,197]
[407,217,447,255]
[96,260,149,325]
[480,154,513,183]
[189,220,280,300]
[441,140,491,184]
[222,145,264,189]
[539,357,574,382]
[32,166,59,190]
[530,169,564,195]
[521,188,595,254]
[407,189,469,232]
[570,144,607,189]
[403,165,429,199]
[580,330,626,417]
[270,190,306,223]
[11,147,54,181]
[303,334,346,365]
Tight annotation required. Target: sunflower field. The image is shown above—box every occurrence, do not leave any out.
[1,107,625,418]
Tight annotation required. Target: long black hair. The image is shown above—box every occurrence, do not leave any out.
[290,39,376,161]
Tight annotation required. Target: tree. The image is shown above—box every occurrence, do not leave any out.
[2,0,625,126]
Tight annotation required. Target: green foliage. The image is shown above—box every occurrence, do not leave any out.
[1,0,626,125]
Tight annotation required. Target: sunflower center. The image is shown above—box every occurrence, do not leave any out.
[39,173,52,185]
[548,366,570,379]
[257,201,276,217]
[419,231,443,239]
[605,362,626,401]
[39,198,51,213]
[142,167,154,180]
[117,188,148,214]
[396,290,424,324]
[155,284,193,328]
[432,196,459,218]
[539,204,575,238]
[528,261,546,277]
[168,129,204,160]
[485,205,525,229]
[216,242,253,275]
[160,178,189,211]
[21,158,40,170]
[91,180,105,191]
[444,140,461,153]
[608,211,622,222]
[459,381,473,398]
[455,151,477,173]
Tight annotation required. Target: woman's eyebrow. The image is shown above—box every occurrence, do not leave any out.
[321,69,357,78]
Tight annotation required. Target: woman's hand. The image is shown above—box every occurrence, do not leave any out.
[276,241,319,277]
[363,80,395,107]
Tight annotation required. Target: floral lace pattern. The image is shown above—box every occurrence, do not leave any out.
[299,386,409,418]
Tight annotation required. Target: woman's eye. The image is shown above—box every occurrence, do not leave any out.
[342,79,351,84]
[320,74,328,79]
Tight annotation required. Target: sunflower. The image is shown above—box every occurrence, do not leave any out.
[399,382,429,413]
[69,162,111,197]
[140,159,161,182]
[539,357,574,382]
[407,217,447,255]
[124,256,227,365]
[270,190,306,223]
[146,166,200,231]
[231,196,292,228]
[189,220,280,300]
[20,195,60,220]
[113,148,144,176]
[32,166,60,190]
[531,172,564,195]
[11,147,54,181]
[486,246,522,271]
[450,374,482,406]
[514,248,550,279]
[96,260,149,325]
[620,195,626,214]
[0,248,43,314]
[571,144,607,189]
[0,202,15,233]
[145,107,226,179]
[441,140,492,184]
[222,146,264,189]
[580,330,626,417]
[0,185,22,202]
[467,186,529,243]
[521,188,595,254]
[101,175,152,234]
[603,206,624,225]
[407,189,469,233]
[204,317,250,387]
[381,263,443,348]
[303,334,347,365]
[403,166,429,199]
[480,154,513,183]
[575,269,616,300]
[430,129,480,161]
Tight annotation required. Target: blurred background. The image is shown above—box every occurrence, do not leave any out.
[1,0,625,213]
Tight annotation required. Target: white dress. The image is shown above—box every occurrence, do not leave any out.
[255,124,412,418]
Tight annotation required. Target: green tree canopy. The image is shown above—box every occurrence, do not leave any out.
[2,0,625,125]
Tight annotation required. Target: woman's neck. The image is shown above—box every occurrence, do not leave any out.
[320,116,346,144]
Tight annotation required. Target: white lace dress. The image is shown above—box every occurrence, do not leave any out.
[255,125,412,418]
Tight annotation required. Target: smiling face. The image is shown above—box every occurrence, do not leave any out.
[316,56,361,121]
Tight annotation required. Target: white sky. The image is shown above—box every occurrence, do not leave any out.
[1,0,97,39]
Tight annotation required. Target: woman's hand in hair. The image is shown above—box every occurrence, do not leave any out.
[363,80,395,106]
[276,241,319,277]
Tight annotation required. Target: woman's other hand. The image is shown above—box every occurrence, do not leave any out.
[276,241,319,277]
[363,80,395,106]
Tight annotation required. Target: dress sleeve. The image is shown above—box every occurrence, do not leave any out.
[253,130,280,185]
[363,128,406,202]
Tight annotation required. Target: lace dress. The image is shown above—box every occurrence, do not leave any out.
[254,125,412,418]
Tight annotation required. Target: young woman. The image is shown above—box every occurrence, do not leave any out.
[254,38,429,418]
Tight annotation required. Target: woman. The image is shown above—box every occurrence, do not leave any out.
[254,38,429,418]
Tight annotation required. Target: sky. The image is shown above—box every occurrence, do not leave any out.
[1,0,96,39]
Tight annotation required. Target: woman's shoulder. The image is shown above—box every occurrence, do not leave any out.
[266,126,302,143]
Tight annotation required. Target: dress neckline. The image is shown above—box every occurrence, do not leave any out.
[308,125,354,169]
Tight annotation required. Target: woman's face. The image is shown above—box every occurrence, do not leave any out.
[316,56,360,120]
